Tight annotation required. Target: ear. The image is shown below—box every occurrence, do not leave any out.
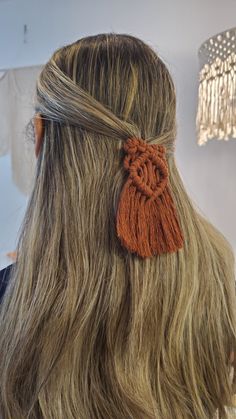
[34,114,44,158]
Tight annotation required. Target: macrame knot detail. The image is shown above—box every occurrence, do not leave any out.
[116,137,184,258]
[123,138,168,200]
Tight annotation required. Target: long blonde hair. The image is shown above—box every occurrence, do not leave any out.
[0,33,236,419]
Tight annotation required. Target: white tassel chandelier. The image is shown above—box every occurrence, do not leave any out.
[196,27,236,145]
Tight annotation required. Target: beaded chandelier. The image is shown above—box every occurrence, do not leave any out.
[196,27,236,145]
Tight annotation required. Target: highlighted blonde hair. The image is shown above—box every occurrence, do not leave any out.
[0,33,236,419]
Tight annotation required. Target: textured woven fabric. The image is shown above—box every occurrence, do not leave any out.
[0,71,11,156]
[0,65,43,195]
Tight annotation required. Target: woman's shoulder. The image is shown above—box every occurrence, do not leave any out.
[0,263,14,301]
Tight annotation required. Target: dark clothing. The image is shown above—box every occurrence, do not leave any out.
[0,264,13,302]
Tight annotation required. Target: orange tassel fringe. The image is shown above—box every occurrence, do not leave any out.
[116,138,184,258]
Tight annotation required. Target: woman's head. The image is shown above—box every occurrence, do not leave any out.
[35,33,176,155]
[33,33,181,261]
[0,33,236,419]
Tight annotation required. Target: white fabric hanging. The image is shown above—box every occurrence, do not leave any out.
[9,65,43,195]
[0,70,11,156]
[0,64,43,195]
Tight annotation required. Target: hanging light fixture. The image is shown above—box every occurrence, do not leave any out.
[196,27,236,145]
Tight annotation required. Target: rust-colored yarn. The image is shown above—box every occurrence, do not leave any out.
[116,138,184,258]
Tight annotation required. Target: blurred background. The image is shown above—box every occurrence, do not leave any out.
[0,0,236,269]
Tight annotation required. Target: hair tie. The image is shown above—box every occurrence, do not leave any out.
[116,138,184,258]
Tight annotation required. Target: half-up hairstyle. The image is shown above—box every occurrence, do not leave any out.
[0,33,236,419]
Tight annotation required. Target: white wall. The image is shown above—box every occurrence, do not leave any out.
[0,0,236,268]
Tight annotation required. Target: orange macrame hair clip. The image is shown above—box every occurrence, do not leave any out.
[116,137,184,258]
